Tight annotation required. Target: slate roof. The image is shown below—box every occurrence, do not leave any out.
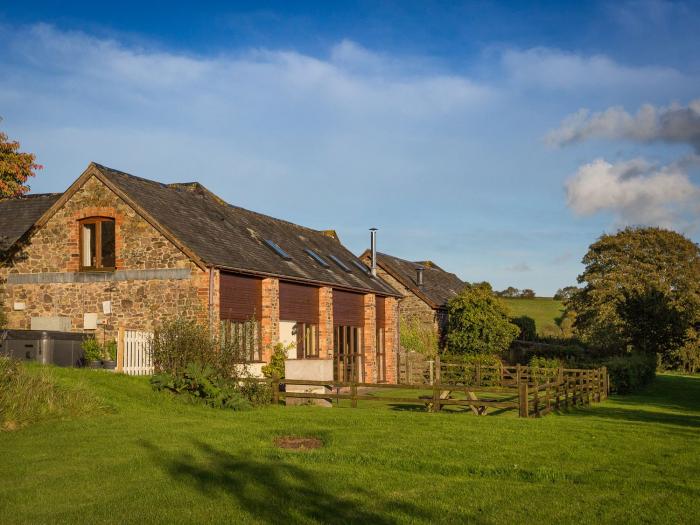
[58,163,396,296]
[0,193,61,252]
[362,251,466,308]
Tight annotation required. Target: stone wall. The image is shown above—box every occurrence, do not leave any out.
[0,175,211,340]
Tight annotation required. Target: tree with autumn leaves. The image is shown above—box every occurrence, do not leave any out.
[1,120,42,328]
[0,121,42,198]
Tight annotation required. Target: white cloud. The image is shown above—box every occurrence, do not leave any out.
[501,47,685,91]
[547,100,700,150]
[565,157,700,228]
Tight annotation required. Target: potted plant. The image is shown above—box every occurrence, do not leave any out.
[81,337,103,369]
[102,339,117,370]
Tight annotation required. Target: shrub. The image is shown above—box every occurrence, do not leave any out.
[103,339,117,361]
[528,356,562,382]
[238,380,273,407]
[603,353,656,394]
[446,283,519,355]
[150,317,252,379]
[400,317,439,356]
[150,362,251,411]
[0,357,103,430]
[261,343,288,379]
[81,337,103,363]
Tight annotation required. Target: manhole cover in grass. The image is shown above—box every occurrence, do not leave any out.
[274,436,323,450]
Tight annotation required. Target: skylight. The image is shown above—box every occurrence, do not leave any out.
[304,248,330,268]
[264,239,292,260]
[329,254,351,272]
[351,259,370,274]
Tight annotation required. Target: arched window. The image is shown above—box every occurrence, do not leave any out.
[80,217,116,270]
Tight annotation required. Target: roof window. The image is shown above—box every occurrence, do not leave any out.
[304,248,330,268]
[329,254,351,272]
[264,239,292,260]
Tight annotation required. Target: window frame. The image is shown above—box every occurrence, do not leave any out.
[79,217,116,271]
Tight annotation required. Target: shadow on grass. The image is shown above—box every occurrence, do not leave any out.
[140,439,429,525]
[564,375,700,429]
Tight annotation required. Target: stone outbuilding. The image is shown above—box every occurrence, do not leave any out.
[359,250,466,342]
[0,163,400,382]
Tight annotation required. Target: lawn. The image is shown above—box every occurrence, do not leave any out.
[504,297,565,335]
[1,368,699,524]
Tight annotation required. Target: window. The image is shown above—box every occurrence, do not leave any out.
[333,325,363,381]
[80,218,116,270]
[376,327,386,382]
[351,259,370,274]
[264,239,292,260]
[329,254,351,272]
[304,248,330,268]
[294,322,319,358]
[220,319,261,362]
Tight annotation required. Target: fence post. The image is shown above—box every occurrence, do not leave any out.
[272,375,280,405]
[519,381,529,418]
[534,380,540,417]
[351,381,358,408]
[603,366,609,399]
[516,363,521,388]
[429,360,434,385]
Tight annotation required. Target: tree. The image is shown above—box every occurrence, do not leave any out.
[571,227,700,358]
[496,286,520,298]
[446,283,519,355]
[519,289,535,298]
[0,120,42,198]
[553,286,578,301]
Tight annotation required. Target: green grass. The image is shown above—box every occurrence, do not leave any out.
[1,368,699,524]
[504,297,565,335]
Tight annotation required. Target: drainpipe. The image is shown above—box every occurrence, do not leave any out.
[370,228,378,277]
[208,266,215,337]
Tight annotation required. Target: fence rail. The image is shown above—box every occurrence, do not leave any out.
[263,362,609,418]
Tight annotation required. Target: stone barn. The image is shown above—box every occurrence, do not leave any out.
[0,163,400,382]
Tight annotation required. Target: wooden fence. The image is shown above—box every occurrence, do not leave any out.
[265,362,608,418]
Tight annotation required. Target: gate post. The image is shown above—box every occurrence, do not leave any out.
[116,326,125,373]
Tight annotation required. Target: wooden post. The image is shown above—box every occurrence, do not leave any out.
[603,367,609,399]
[432,381,440,413]
[116,326,125,372]
[435,353,441,385]
[564,372,570,409]
[272,375,280,405]
[351,381,358,408]
[516,363,521,388]
[518,381,529,418]
[534,380,540,417]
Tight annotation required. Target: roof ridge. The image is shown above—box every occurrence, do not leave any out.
[95,162,332,240]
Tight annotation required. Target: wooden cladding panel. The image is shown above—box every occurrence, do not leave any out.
[333,290,365,327]
[376,296,386,328]
[220,273,262,320]
[279,281,319,324]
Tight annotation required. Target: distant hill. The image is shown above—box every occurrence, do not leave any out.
[503,297,565,336]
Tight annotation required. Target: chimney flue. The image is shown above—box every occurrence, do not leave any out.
[416,266,424,286]
[370,228,378,277]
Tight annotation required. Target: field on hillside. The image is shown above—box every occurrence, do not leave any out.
[1,367,699,524]
[504,297,565,335]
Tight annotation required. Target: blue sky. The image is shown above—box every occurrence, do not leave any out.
[1,1,699,295]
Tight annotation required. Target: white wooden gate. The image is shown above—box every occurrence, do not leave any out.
[119,329,154,376]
